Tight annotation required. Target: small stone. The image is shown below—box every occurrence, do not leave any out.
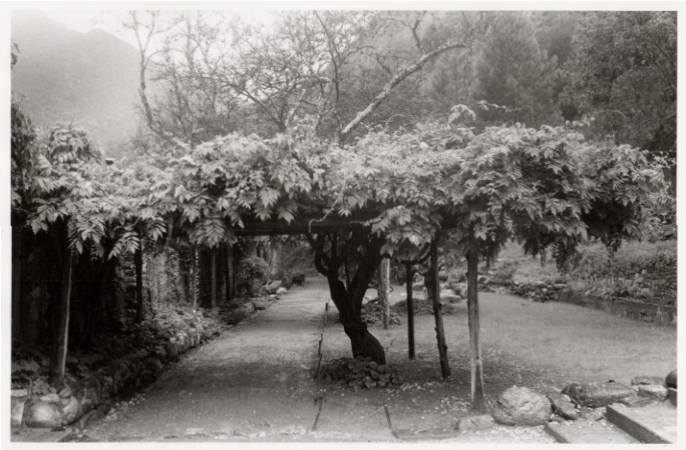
[377,364,388,373]
[11,389,28,397]
[631,376,664,386]
[547,392,579,420]
[440,290,462,303]
[368,361,378,370]
[637,384,668,401]
[40,393,60,403]
[275,287,288,295]
[58,385,73,398]
[442,303,461,314]
[665,370,677,389]
[579,406,606,421]
[456,414,496,432]
[252,299,269,310]
[620,395,654,408]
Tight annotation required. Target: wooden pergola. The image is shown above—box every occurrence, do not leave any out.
[228,210,459,380]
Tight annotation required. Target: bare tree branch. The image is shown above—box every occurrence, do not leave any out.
[339,40,467,142]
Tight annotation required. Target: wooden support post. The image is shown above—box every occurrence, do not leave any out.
[228,244,236,298]
[405,262,415,360]
[378,256,391,329]
[224,244,232,303]
[430,238,450,378]
[190,247,198,307]
[53,244,73,385]
[11,226,22,341]
[210,247,217,308]
[467,250,486,411]
[134,244,144,323]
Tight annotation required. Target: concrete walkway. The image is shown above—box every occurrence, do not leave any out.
[87,279,330,441]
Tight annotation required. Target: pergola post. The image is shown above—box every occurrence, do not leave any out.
[404,261,415,359]
[429,238,450,378]
[210,247,217,308]
[378,256,391,329]
[467,250,486,411]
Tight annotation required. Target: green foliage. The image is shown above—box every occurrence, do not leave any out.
[16,101,664,278]
[11,101,36,217]
[237,255,270,294]
[567,240,676,303]
[563,12,676,159]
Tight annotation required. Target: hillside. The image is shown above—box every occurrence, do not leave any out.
[11,11,141,154]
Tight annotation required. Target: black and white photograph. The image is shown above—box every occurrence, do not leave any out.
[4,1,680,445]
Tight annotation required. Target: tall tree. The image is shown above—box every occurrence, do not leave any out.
[563,12,676,160]
[473,12,557,125]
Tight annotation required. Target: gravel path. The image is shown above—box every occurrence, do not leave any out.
[87,279,328,442]
[81,277,675,443]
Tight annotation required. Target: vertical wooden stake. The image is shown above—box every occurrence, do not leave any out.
[405,262,415,360]
[467,250,486,411]
[53,244,73,385]
[430,238,450,378]
[191,247,198,308]
[230,244,232,303]
[378,256,391,329]
[11,226,22,341]
[210,247,217,308]
[134,242,144,323]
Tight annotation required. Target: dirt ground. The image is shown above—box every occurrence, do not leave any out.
[71,277,675,443]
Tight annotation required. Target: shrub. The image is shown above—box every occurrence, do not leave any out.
[237,255,269,296]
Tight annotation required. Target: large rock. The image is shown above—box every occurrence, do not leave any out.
[666,370,677,389]
[456,414,495,432]
[562,381,634,408]
[492,386,552,426]
[24,400,65,428]
[547,392,579,420]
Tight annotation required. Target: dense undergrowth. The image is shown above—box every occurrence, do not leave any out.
[487,239,676,305]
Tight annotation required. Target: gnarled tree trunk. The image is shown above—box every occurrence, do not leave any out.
[307,229,386,364]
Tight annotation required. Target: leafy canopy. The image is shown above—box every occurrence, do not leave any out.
[17,108,665,266]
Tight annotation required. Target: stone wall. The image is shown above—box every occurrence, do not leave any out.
[557,290,676,326]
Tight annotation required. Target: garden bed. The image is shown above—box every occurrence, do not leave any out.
[11,293,283,430]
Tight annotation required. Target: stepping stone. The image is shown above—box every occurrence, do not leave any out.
[605,403,676,443]
[545,420,637,443]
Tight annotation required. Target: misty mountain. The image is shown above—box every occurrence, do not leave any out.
[11,11,141,155]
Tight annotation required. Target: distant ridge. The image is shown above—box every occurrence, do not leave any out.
[11,11,141,155]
